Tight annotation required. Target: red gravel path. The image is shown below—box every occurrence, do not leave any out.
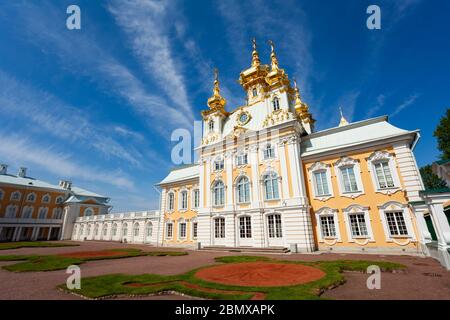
[58,250,129,259]
[195,262,325,287]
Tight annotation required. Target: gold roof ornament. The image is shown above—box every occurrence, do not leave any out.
[293,79,315,125]
[268,40,279,71]
[202,68,228,118]
[239,38,270,92]
[251,38,261,68]
[338,107,349,127]
[265,40,289,87]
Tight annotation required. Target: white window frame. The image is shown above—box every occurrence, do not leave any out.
[55,196,64,204]
[214,217,225,238]
[208,120,214,132]
[10,191,21,201]
[212,180,225,207]
[262,171,280,201]
[262,143,276,160]
[192,189,200,210]
[38,207,48,219]
[239,215,252,238]
[308,162,334,201]
[122,223,128,238]
[167,191,175,212]
[252,87,257,97]
[112,223,118,237]
[334,157,364,198]
[191,219,198,239]
[42,194,51,204]
[267,213,283,238]
[26,192,36,203]
[342,204,374,242]
[52,208,63,219]
[84,207,94,217]
[179,189,188,211]
[166,222,173,239]
[315,207,341,243]
[178,220,187,239]
[235,175,251,204]
[213,156,224,172]
[378,201,415,243]
[5,205,17,218]
[272,97,280,111]
[235,151,248,167]
[146,222,153,238]
[22,206,33,219]
[367,151,401,194]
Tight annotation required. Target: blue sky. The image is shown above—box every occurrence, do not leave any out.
[0,0,448,211]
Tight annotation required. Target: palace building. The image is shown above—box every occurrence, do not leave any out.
[155,40,449,260]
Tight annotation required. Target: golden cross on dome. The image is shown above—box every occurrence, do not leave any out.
[268,39,275,53]
[214,67,218,82]
[252,38,257,51]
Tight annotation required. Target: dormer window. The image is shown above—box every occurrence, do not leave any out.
[252,88,257,97]
[208,120,214,132]
[272,97,280,111]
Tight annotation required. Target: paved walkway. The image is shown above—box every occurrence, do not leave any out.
[0,241,449,300]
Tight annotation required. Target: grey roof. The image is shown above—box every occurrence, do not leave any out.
[158,165,199,185]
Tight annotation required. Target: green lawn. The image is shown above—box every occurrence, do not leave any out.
[59,255,406,300]
[0,241,79,250]
[0,249,187,272]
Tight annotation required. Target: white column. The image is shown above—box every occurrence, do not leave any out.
[47,227,52,240]
[205,157,211,208]
[198,160,205,210]
[429,203,450,247]
[278,141,290,201]
[250,146,261,208]
[13,227,22,242]
[225,151,234,210]
[286,136,307,205]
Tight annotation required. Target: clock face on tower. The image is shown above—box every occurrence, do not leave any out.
[237,111,251,125]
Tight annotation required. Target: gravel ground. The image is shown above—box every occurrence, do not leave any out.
[0,241,449,300]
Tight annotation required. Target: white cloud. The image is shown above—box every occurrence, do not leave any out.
[0,133,134,189]
[391,94,420,117]
[366,94,386,118]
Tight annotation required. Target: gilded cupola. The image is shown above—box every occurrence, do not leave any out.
[265,40,290,88]
[238,38,270,93]
[202,68,228,118]
[293,79,315,133]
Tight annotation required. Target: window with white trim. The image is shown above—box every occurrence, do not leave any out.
[320,215,336,238]
[42,194,51,203]
[180,190,188,210]
[84,208,94,217]
[268,214,282,238]
[193,189,200,209]
[122,223,128,237]
[10,191,21,201]
[340,166,359,192]
[179,222,187,238]
[192,222,198,239]
[87,225,91,235]
[55,196,64,204]
[22,206,33,219]
[214,157,224,171]
[252,88,257,97]
[53,208,63,219]
[263,172,279,200]
[26,193,36,202]
[236,176,250,203]
[112,223,118,236]
[385,211,409,236]
[103,226,108,236]
[208,120,214,132]
[263,144,275,160]
[349,213,368,237]
[168,192,175,211]
[272,97,280,111]
[38,207,48,219]
[236,152,248,166]
[239,216,252,238]
[214,217,225,238]
[212,180,225,206]
[5,205,17,218]
[166,222,173,238]
[374,161,395,189]
[94,225,99,236]
[133,223,140,237]
[313,171,330,196]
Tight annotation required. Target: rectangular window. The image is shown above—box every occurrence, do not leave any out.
[313,171,330,196]
[168,193,174,211]
[263,146,274,160]
[349,213,368,237]
[340,166,359,192]
[239,216,252,238]
[214,218,225,238]
[193,190,200,209]
[385,211,408,236]
[179,222,186,238]
[193,222,198,239]
[374,162,395,189]
[181,192,188,210]
[236,153,248,166]
[268,215,282,238]
[320,216,336,238]
[166,223,173,238]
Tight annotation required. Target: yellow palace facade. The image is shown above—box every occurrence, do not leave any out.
[158,40,429,254]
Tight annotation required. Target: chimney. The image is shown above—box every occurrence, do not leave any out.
[18,167,27,178]
[0,164,7,175]
[59,180,72,190]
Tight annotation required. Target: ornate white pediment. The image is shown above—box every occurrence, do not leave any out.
[368,150,393,162]
[262,109,294,127]
[334,156,359,167]
[308,161,329,172]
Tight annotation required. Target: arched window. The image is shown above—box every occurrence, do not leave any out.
[212,180,225,206]
[180,190,188,210]
[272,97,280,111]
[26,193,36,202]
[146,222,153,238]
[42,194,51,203]
[263,143,275,160]
[133,223,140,237]
[122,223,128,237]
[52,208,63,219]
[214,157,224,171]
[112,223,118,236]
[208,120,214,132]
[263,172,280,200]
[5,205,17,218]
[236,176,250,203]
[79,225,84,237]
[94,224,99,236]
[103,225,108,237]
[55,196,64,204]
[38,207,48,219]
[87,225,91,235]
[84,207,94,217]
[10,191,21,201]
[22,206,33,219]
[167,192,175,211]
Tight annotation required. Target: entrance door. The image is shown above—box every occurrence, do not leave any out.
[238,216,253,247]
[267,214,283,247]
[212,217,226,246]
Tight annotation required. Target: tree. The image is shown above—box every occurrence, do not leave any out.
[420,165,447,190]
[434,108,450,160]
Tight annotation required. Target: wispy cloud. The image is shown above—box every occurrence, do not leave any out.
[0,133,134,189]
[366,94,386,118]
[107,0,195,123]
[391,94,420,117]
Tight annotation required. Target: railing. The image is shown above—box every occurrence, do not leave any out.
[75,210,159,222]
